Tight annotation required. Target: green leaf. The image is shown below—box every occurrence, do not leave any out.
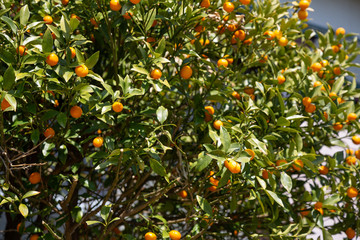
[295,133,303,151]
[19,5,30,26]
[22,191,40,200]
[31,129,40,144]
[4,94,16,111]
[322,229,333,240]
[220,126,231,153]
[156,106,168,124]
[86,220,103,226]
[195,154,212,172]
[69,18,80,32]
[280,172,292,193]
[265,190,284,208]
[47,25,61,39]
[42,29,53,53]
[19,203,28,218]
[75,48,85,64]
[323,194,341,206]
[60,15,71,41]
[144,8,156,31]
[149,158,166,176]
[1,16,18,34]
[120,75,130,95]
[155,38,166,54]
[101,205,111,222]
[71,206,83,223]
[57,112,67,128]
[85,51,99,69]
[217,169,231,188]
[3,65,15,90]
[256,176,267,189]
[196,195,212,217]
[277,116,290,126]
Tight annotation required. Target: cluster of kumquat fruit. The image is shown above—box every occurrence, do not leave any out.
[0,0,359,239]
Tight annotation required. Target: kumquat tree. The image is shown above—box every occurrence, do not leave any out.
[1,0,360,239]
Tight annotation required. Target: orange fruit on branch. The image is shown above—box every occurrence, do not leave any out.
[145,232,157,240]
[70,106,82,118]
[180,66,193,79]
[169,230,181,240]
[151,69,162,79]
[110,0,121,11]
[93,136,104,148]
[43,15,53,24]
[29,172,41,184]
[75,65,89,77]
[213,120,223,130]
[112,102,124,113]
[46,53,59,66]
[44,128,55,138]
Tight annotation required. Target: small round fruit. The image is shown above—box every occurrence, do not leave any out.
[1,98,11,111]
[110,0,121,11]
[70,106,82,118]
[333,122,343,131]
[144,232,157,240]
[180,66,193,79]
[300,208,310,217]
[335,27,346,36]
[345,228,356,239]
[75,65,89,77]
[318,166,329,175]
[262,169,269,179]
[347,187,358,198]
[355,150,360,159]
[30,235,39,240]
[93,136,104,148]
[213,120,223,130]
[346,156,356,165]
[69,47,76,59]
[179,190,188,198]
[302,97,311,107]
[277,75,285,84]
[62,0,69,6]
[347,113,357,121]
[311,62,322,72]
[151,69,162,79]
[130,0,141,4]
[223,2,235,13]
[352,135,360,145]
[17,45,27,56]
[232,91,241,100]
[333,67,341,75]
[278,37,288,47]
[200,0,210,8]
[264,30,275,40]
[29,172,41,184]
[292,159,304,171]
[217,59,229,68]
[169,230,181,240]
[276,159,287,166]
[46,53,59,66]
[298,10,308,20]
[299,0,310,10]
[44,128,55,138]
[305,103,316,113]
[239,0,251,5]
[43,15,53,24]
[204,106,215,115]
[112,102,123,113]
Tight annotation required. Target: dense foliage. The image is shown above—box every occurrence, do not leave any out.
[0,0,360,239]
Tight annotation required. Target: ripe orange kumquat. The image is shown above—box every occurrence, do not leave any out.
[17,45,27,56]
[112,102,124,113]
[205,106,215,115]
[200,0,210,8]
[347,113,357,121]
[70,106,83,118]
[277,75,286,84]
[43,15,53,24]
[180,66,193,79]
[347,187,358,198]
[169,230,181,240]
[151,69,162,79]
[44,128,55,138]
[69,47,76,59]
[29,172,41,184]
[333,122,343,131]
[75,65,89,77]
[93,136,104,148]
[352,135,360,145]
[213,120,223,130]
[110,0,121,11]
[223,2,235,13]
[130,0,140,4]
[292,159,304,172]
[319,166,329,175]
[217,59,229,68]
[302,97,311,107]
[144,232,157,240]
[239,0,251,5]
[1,98,11,111]
[46,53,59,66]
[278,37,288,47]
[336,27,346,36]
[346,156,356,165]
[345,228,356,239]
[311,62,322,72]
[299,0,310,10]
[178,190,188,198]
[232,91,241,100]
[298,10,308,20]
[30,235,39,240]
